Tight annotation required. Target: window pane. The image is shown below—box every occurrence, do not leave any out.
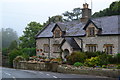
[88,27,95,36]
[86,44,97,52]
[104,44,113,54]
[44,44,49,52]
[53,44,60,52]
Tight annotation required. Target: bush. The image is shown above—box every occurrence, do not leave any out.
[8,49,22,67]
[66,51,87,65]
[74,62,83,67]
[21,53,29,61]
[84,56,101,67]
[117,65,120,69]
[85,51,104,58]
[21,48,36,57]
[98,53,112,65]
[84,53,114,67]
[102,65,107,68]
[113,53,120,64]
[13,56,24,62]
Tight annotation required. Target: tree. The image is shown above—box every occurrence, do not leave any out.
[8,40,18,51]
[63,7,81,21]
[2,28,18,48]
[19,22,43,48]
[43,15,63,26]
[92,1,120,18]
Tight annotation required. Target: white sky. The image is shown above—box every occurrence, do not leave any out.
[0,0,118,36]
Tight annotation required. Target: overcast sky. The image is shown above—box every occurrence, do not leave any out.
[0,0,118,36]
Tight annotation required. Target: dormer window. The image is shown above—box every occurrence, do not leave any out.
[88,27,95,37]
[54,29,61,38]
[52,24,66,38]
[52,26,62,38]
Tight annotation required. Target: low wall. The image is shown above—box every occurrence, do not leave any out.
[57,65,120,78]
[13,61,58,71]
[13,62,120,78]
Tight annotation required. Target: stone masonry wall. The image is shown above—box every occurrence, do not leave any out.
[79,35,119,54]
[36,38,64,58]
[13,62,120,78]
[57,65,120,78]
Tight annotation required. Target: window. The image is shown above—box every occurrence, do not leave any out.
[86,44,97,52]
[43,44,49,53]
[54,30,61,38]
[104,44,113,54]
[53,44,60,53]
[88,27,95,37]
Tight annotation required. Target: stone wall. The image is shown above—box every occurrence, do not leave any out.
[57,65,120,78]
[79,35,119,54]
[13,62,120,78]
[13,61,58,72]
[36,38,64,58]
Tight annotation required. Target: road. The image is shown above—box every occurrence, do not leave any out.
[1,67,117,80]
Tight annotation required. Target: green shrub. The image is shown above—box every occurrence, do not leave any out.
[21,48,36,57]
[117,65,120,69]
[102,65,107,68]
[98,53,111,65]
[21,53,29,61]
[8,49,22,67]
[74,62,83,67]
[14,56,24,62]
[84,56,101,67]
[114,53,120,64]
[85,51,103,58]
[84,53,114,67]
[66,51,87,65]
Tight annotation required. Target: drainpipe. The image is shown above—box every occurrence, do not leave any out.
[81,39,83,52]
[48,38,50,59]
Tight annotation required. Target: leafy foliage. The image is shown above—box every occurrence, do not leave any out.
[43,15,63,26]
[2,48,9,56]
[102,65,107,68]
[117,65,120,69]
[21,53,29,61]
[8,40,18,51]
[21,48,36,57]
[66,51,87,65]
[74,62,83,67]
[84,56,101,67]
[98,54,112,65]
[110,53,120,64]
[63,7,81,21]
[13,56,24,62]
[85,51,103,58]
[92,1,120,18]
[2,28,18,48]
[84,53,113,67]
[8,49,22,67]
[19,22,43,48]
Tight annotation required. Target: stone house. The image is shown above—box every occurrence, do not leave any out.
[35,3,120,59]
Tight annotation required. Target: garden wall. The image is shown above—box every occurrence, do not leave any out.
[13,61,58,71]
[13,62,120,78]
[57,65,120,78]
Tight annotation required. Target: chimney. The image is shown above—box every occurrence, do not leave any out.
[80,3,91,22]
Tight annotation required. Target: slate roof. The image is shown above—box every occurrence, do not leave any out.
[65,37,81,51]
[36,15,120,38]
[61,37,81,51]
[92,15,120,35]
